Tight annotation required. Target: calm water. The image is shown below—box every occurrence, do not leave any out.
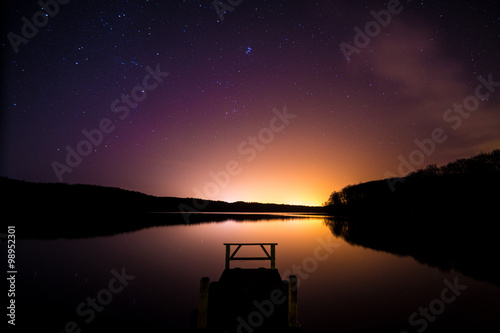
[12,214,500,332]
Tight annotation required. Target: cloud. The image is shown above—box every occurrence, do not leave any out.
[442,104,500,157]
[369,25,466,117]
[350,22,500,158]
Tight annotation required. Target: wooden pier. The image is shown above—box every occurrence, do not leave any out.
[191,243,300,333]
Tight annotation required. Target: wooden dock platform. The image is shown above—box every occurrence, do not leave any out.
[191,243,300,333]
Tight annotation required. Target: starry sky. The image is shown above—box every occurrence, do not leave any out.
[1,0,499,206]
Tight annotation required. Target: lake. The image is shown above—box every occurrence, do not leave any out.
[12,214,500,332]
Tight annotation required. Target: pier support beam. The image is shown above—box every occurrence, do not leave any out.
[271,244,276,269]
[288,275,298,327]
[225,244,231,269]
[197,277,210,328]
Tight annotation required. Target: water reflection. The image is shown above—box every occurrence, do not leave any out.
[9,215,500,333]
[325,216,500,287]
[19,212,306,239]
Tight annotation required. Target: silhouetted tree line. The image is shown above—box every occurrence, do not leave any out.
[0,177,323,238]
[325,150,500,220]
[0,177,322,217]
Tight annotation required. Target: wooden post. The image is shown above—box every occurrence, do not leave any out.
[225,244,230,269]
[197,277,210,328]
[288,275,298,327]
[270,244,276,269]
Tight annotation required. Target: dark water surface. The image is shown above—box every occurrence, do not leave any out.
[9,215,500,332]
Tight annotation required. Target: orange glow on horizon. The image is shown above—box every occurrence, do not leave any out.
[137,114,400,206]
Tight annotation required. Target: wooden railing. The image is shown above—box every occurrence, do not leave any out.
[223,243,277,269]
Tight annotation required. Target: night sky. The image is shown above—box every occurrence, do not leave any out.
[1,0,499,206]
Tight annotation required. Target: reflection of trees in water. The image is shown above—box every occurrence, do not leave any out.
[323,216,500,288]
[327,217,349,239]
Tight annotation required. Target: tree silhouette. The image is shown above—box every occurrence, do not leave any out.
[325,149,500,219]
